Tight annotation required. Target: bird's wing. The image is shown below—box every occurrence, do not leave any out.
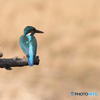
[26,35,37,66]
[30,36,37,56]
[19,35,29,56]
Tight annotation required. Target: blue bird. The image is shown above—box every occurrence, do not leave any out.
[20,26,43,66]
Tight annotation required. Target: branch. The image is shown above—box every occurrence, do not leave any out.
[0,53,40,70]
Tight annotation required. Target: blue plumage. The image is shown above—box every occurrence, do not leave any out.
[19,26,43,66]
[27,35,34,66]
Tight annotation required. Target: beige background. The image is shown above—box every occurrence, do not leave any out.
[0,0,99,100]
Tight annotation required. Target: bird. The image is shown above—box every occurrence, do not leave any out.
[19,26,43,66]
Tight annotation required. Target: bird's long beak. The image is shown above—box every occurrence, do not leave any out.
[35,29,44,33]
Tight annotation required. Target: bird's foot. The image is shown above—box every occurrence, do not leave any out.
[13,56,21,60]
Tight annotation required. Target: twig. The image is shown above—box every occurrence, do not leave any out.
[0,53,40,70]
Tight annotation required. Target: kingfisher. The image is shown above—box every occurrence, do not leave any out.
[19,26,43,66]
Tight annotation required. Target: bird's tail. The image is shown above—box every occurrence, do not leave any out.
[28,56,34,66]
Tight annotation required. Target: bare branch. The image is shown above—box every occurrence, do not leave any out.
[0,55,40,70]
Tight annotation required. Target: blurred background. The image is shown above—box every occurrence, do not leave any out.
[0,0,99,100]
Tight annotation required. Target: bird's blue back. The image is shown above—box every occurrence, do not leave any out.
[20,35,37,66]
